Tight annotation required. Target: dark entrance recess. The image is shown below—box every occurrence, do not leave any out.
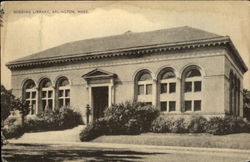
[92,86,109,120]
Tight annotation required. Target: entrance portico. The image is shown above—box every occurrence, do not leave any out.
[82,69,116,121]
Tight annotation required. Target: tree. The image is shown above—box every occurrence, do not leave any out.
[1,84,15,146]
[243,89,250,120]
[9,98,30,126]
[1,84,30,125]
[1,85,14,121]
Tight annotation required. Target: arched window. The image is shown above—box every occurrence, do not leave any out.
[135,70,153,105]
[229,71,234,115]
[40,78,53,111]
[56,77,70,108]
[23,79,37,114]
[183,67,202,112]
[158,69,176,112]
[237,78,240,116]
[230,72,239,116]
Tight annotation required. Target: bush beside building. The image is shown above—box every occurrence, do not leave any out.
[80,102,250,142]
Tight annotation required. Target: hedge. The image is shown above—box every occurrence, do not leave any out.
[80,101,159,141]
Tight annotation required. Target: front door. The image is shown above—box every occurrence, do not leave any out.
[92,86,109,120]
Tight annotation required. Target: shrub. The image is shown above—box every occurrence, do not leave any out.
[24,115,47,132]
[80,101,159,141]
[225,117,250,133]
[151,115,250,135]
[3,114,25,139]
[125,119,141,135]
[151,116,191,133]
[24,107,83,132]
[80,118,107,141]
[206,116,250,135]
[3,124,25,139]
[170,117,191,133]
[104,101,159,134]
[206,117,231,135]
[151,115,172,133]
[1,84,14,121]
[188,116,208,133]
[56,107,83,128]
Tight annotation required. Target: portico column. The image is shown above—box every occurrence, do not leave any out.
[109,79,115,107]
[87,85,93,122]
[111,85,115,104]
[87,86,92,107]
[111,78,115,105]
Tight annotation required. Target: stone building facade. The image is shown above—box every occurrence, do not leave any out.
[6,26,248,122]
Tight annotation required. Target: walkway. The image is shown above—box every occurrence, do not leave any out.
[8,125,85,143]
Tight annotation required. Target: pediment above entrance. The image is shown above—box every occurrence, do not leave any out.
[82,68,116,80]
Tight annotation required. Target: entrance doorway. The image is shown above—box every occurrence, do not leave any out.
[92,86,109,120]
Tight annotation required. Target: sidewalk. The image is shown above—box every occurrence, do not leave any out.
[8,125,85,143]
[8,140,250,154]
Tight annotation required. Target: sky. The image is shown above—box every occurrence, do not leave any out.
[1,1,250,89]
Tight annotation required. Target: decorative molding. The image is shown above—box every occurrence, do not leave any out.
[54,75,72,86]
[11,50,225,76]
[7,37,230,70]
[224,52,244,78]
[204,74,227,79]
[82,68,116,80]
[180,64,206,77]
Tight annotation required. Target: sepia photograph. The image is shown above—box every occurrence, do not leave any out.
[1,1,250,162]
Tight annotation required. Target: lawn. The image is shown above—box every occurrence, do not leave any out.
[3,143,249,162]
[93,133,250,150]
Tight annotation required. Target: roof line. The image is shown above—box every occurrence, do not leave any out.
[6,36,227,66]
[227,38,248,72]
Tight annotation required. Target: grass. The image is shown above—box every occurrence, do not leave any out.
[93,133,250,150]
[3,143,249,162]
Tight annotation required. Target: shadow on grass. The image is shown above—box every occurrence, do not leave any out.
[2,143,167,162]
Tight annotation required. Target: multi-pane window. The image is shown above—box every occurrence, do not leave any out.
[184,69,202,93]
[137,72,152,96]
[184,100,201,112]
[184,82,192,92]
[169,83,176,93]
[160,102,167,111]
[145,102,152,106]
[160,71,176,94]
[159,69,176,112]
[160,101,176,112]
[229,72,234,115]
[146,84,152,95]
[194,100,201,111]
[41,79,53,111]
[184,100,192,111]
[183,68,202,112]
[194,81,202,92]
[169,101,176,112]
[136,71,153,103]
[229,71,241,116]
[57,78,70,108]
[161,83,168,94]
[24,80,37,115]
[138,85,144,95]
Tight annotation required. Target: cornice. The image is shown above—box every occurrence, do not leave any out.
[227,39,248,73]
[6,37,231,70]
[11,50,224,76]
